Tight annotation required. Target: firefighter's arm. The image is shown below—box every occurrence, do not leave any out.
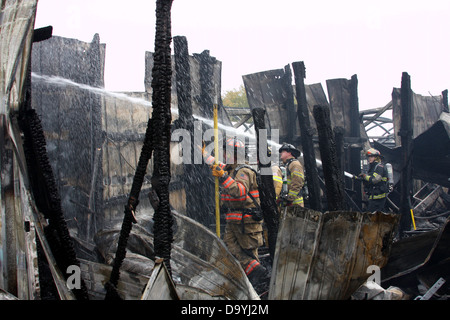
[197,143,226,169]
[363,168,383,184]
[272,167,283,198]
[287,162,305,201]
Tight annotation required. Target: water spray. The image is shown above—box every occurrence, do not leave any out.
[31,72,355,178]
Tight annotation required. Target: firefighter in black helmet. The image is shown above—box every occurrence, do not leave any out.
[359,148,389,212]
[278,143,305,207]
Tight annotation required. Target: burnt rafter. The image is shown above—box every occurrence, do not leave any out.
[149,0,174,276]
[105,0,174,299]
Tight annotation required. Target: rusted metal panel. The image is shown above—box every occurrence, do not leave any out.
[270,207,399,300]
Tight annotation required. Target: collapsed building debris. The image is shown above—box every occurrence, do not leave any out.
[270,207,399,300]
[1,0,449,300]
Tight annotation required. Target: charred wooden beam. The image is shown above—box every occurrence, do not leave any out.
[292,61,322,211]
[252,107,279,260]
[349,75,363,209]
[334,126,345,185]
[223,107,251,116]
[313,105,345,211]
[150,0,174,277]
[32,26,53,43]
[173,36,193,127]
[106,0,174,299]
[173,36,214,227]
[283,65,296,144]
[19,109,89,300]
[196,50,216,119]
[443,89,449,113]
[398,72,414,237]
[19,48,89,299]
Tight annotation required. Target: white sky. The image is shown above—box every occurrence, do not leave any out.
[34,0,449,110]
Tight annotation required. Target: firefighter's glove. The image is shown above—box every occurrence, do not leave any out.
[358,173,367,180]
[211,164,226,178]
[277,193,292,206]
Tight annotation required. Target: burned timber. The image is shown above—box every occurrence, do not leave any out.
[1,0,449,300]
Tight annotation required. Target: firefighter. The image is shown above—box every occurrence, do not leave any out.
[272,162,283,201]
[278,143,305,207]
[202,137,269,296]
[264,146,283,200]
[359,148,389,212]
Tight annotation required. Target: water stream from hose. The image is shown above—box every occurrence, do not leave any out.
[31,72,354,177]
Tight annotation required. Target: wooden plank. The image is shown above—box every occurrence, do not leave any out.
[243,68,290,140]
[269,207,323,299]
[270,207,399,300]
[392,88,444,146]
[28,193,76,300]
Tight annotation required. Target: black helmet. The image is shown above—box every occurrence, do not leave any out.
[279,143,301,158]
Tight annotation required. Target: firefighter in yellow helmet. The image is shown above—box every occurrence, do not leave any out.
[278,143,305,207]
[202,137,269,296]
[359,148,389,212]
[265,147,283,200]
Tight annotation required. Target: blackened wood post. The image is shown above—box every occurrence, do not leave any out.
[151,0,174,275]
[197,50,215,119]
[252,108,279,260]
[292,61,322,211]
[313,105,345,211]
[173,36,193,126]
[194,49,216,226]
[87,33,104,238]
[349,75,363,210]
[173,36,205,223]
[442,89,449,113]
[334,126,345,192]
[283,64,296,144]
[107,0,175,298]
[398,72,414,237]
